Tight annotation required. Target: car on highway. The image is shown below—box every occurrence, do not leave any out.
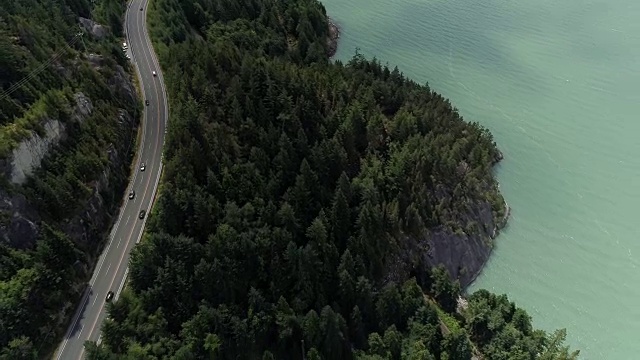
[56,2,167,357]
[145,99,149,106]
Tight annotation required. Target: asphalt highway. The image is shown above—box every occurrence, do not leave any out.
[54,0,167,358]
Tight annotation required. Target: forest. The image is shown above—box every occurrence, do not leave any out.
[85,0,580,359]
[0,0,139,357]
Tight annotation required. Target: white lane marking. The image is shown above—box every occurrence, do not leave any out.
[92,296,98,306]
[56,283,91,358]
[88,3,163,342]
[125,215,131,226]
[78,0,169,354]
[55,1,151,358]
[106,263,111,273]
[83,8,158,336]
[82,198,146,352]
[117,237,122,248]
[141,0,170,126]
[90,240,112,286]
[77,325,84,338]
[115,268,129,301]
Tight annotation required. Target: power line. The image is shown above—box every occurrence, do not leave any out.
[0,33,82,103]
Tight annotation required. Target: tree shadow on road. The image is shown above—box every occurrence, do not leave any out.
[65,285,94,340]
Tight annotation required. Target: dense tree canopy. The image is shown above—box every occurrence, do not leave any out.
[82,0,579,359]
[1,0,139,357]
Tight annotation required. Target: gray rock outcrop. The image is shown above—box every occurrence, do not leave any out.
[0,66,138,251]
[79,17,109,39]
[385,191,510,289]
[7,119,66,185]
[0,190,40,248]
[327,17,340,58]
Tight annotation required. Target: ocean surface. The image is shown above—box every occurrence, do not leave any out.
[320,0,640,358]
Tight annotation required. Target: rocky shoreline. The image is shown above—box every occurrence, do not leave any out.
[326,14,511,289]
[327,17,340,58]
[466,198,511,288]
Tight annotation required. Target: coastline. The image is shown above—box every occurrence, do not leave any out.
[327,17,340,58]
[466,198,511,290]
[324,13,511,290]
[465,151,511,289]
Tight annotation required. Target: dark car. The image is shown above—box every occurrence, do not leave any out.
[145,99,149,106]
[106,291,114,302]
[140,7,143,11]
[139,209,146,219]
[128,190,135,199]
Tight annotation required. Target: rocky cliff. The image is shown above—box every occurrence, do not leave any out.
[423,198,510,288]
[385,156,510,289]
[0,19,139,257]
[327,17,340,58]
[0,97,137,251]
[322,14,511,290]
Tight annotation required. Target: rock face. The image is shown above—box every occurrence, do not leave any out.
[327,17,340,58]
[423,201,507,288]
[2,93,94,185]
[7,119,66,185]
[73,92,94,122]
[0,100,136,248]
[417,187,510,288]
[79,17,109,39]
[110,65,138,106]
[62,110,136,248]
[0,61,138,250]
[0,190,40,248]
[385,186,510,289]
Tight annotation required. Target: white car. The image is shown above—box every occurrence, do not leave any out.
[152,71,157,77]
[140,162,146,171]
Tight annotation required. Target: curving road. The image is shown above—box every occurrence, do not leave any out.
[54,0,167,358]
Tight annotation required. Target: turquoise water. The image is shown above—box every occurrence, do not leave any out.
[321,0,640,358]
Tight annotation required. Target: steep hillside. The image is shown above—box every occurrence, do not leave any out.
[0,0,139,356]
[84,0,579,359]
